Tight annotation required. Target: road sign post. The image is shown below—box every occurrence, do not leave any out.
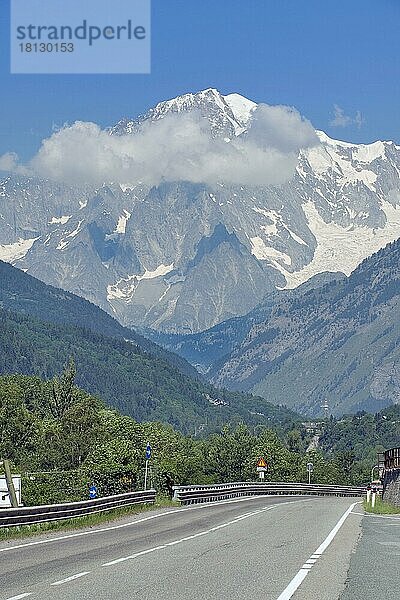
[257,458,267,481]
[144,442,152,491]
[307,462,314,484]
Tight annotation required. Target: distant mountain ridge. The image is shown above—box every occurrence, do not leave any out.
[1,88,400,333]
[208,239,400,416]
[144,271,345,373]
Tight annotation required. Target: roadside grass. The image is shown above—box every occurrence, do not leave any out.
[364,496,400,515]
[0,495,179,542]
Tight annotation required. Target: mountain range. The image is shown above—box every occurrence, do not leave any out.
[1,88,400,334]
[152,241,400,417]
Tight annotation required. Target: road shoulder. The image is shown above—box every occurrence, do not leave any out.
[292,504,363,600]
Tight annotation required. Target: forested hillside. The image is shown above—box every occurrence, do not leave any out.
[0,306,297,433]
[319,406,400,482]
[2,371,398,507]
[0,260,197,378]
[0,371,349,506]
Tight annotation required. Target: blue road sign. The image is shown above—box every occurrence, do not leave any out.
[146,442,152,460]
[89,484,97,499]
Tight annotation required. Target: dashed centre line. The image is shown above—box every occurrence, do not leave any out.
[102,504,278,567]
[6,502,292,598]
[51,572,90,586]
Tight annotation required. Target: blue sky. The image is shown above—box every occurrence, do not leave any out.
[1,0,400,160]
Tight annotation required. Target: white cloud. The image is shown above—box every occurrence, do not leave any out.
[330,104,364,129]
[1,103,318,187]
[246,104,318,153]
[0,152,30,175]
[0,152,19,172]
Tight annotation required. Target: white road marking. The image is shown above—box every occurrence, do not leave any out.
[314,503,357,555]
[102,504,281,567]
[351,510,400,520]
[209,523,231,531]
[103,546,166,566]
[275,502,357,600]
[51,571,90,586]
[276,571,309,600]
[0,496,311,554]
[5,594,33,600]
[234,512,261,521]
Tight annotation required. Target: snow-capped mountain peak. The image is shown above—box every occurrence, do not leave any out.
[223,93,257,126]
[151,87,224,115]
[316,129,388,160]
[110,88,256,138]
[2,89,400,334]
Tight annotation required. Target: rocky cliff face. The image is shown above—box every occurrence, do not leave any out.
[1,89,400,333]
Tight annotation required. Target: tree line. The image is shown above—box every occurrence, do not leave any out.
[1,362,396,506]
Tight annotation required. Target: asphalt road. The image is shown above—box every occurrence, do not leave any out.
[340,510,400,600]
[0,495,363,600]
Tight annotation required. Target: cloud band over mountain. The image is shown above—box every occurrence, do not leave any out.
[1,104,318,187]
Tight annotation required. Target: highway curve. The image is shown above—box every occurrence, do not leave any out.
[0,495,363,600]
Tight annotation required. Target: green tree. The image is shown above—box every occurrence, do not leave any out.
[50,357,77,419]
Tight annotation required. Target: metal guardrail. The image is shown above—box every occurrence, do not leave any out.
[173,482,365,504]
[0,489,156,528]
[384,447,400,470]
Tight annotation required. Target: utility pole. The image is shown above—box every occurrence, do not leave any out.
[2,460,18,508]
